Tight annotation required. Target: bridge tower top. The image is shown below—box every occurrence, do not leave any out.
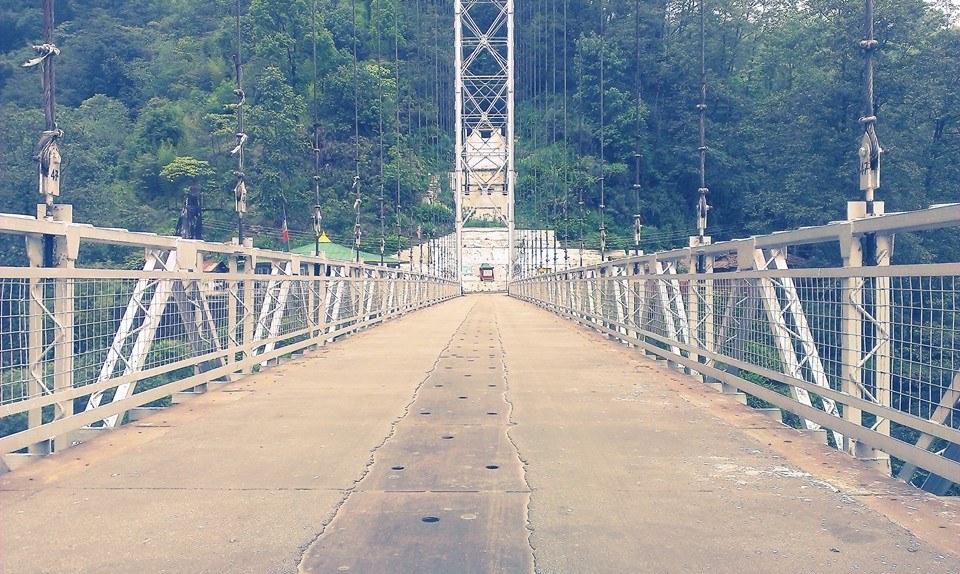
[455,0,515,292]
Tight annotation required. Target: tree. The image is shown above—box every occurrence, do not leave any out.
[248,66,307,222]
[161,156,213,239]
[0,0,956,256]
[249,0,311,88]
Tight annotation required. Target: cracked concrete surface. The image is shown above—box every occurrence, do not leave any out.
[498,295,959,574]
[295,297,478,560]
[0,299,478,574]
[298,296,533,573]
[1,294,958,574]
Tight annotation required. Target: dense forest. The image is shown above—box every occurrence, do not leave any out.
[0,0,958,258]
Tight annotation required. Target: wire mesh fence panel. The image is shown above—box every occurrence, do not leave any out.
[890,275,959,428]
[511,243,960,490]
[0,241,458,454]
[0,278,37,406]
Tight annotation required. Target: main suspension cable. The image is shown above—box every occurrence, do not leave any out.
[860,0,881,214]
[351,0,362,263]
[230,0,248,246]
[561,0,570,268]
[695,0,710,240]
[598,0,607,261]
[576,37,585,267]
[633,0,643,255]
[434,1,443,170]
[376,0,386,264]
[540,0,549,271]
[311,0,323,258]
[395,0,404,260]
[24,0,63,211]
[550,0,559,270]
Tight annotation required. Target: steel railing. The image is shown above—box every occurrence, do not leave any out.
[0,213,459,458]
[510,203,960,493]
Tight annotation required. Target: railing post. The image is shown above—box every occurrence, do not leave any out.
[578,269,586,320]
[842,202,892,471]
[555,272,561,310]
[839,227,865,457]
[686,243,701,379]
[547,271,553,308]
[282,256,301,355]
[361,268,372,323]
[24,224,50,456]
[688,236,713,382]
[556,273,563,310]
[316,263,327,342]
[325,265,341,340]
[357,266,365,319]
[625,263,638,346]
[25,233,46,455]
[227,254,239,371]
[620,268,629,338]
[380,270,389,317]
[588,268,597,326]
[407,272,413,310]
[641,257,655,358]
[305,261,316,345]
[386,269,396,312]
[653,257,682,368]
[242,249,256,375]
[635,262,647,350]
[367,268,377,320]
[51,206,77,452]
[872,231,893,471]
[703,252,715,373]
[716,240,756,395]
[175,240,206,389]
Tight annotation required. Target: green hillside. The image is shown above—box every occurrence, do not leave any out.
[0,0,957,258]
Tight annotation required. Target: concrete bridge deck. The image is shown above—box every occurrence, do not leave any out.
[1,295,957,573]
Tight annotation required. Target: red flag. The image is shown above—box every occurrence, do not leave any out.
[281,218,290,249]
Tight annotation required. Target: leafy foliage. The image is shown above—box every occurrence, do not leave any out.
[0,0,956,258]
[514,0,960,253]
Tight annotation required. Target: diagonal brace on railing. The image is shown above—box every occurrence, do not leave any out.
[86,250,178,428]
[755,249,844,447]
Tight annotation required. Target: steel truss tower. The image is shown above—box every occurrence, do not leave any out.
[455,0,515,287]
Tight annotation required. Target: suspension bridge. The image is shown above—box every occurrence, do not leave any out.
[1,0,959,573]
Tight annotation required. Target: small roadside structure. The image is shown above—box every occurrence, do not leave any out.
[291,232,401,266]
[479,263,495,282]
